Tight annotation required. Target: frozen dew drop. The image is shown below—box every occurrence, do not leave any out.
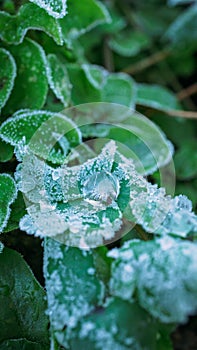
[83,171,120,204]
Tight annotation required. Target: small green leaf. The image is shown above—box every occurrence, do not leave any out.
[0,174,17,233]
[0,338,48,350]
[0,3,63,45]
[0,247,49,345]
[44,237,105,345]
[30,0,67,19]
[69,298,158,350]
[136,83,180,111]
[3,39,48,115]
[59,0,110,42]
[0,110,81,163]
[109,30,151,57]
[0,48,16,110]
[47,54,71,106]
[165,4,197,45]
[0,139,13,163]
[102,73,136,108]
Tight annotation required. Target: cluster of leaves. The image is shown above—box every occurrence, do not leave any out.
[0,0,197,349]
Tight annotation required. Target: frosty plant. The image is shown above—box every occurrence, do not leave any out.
[1,102,197,349]
[0,0,197,349]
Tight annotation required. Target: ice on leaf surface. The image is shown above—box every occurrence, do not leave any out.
[18,141,131,247]
[109,236,197,323]
[0,3,63,45]
[44,237,105,345]
[68,297,158,350]
[29,0,67,19]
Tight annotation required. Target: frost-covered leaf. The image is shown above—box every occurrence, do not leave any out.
[46,54,71,106]
[136,84,180,111]
[18,142,128,247]
[0,3,63,45]
[69,297,158,350]
[3,39,48,115]
[109,30,150,57]
[3,192,26,233]
[0,242,3,254]
[0,139,13,163]
[67,64,136,107]
[30,0,67,19]
[0,48,16,110]
[59,0,110,42]
[0,338,48,350]
[174,141,197,180]
[44,237,105,347]
[165,4,197,45]
[109,236,197,323]
[129,179,197,237]
[0,174,17,233]
[0,247,49,345]
[0,110,81,163]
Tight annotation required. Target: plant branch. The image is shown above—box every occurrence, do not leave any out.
[123,50,170,75]
[177,83,197,101]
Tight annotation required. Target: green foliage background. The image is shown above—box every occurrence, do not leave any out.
[0,0,197,349]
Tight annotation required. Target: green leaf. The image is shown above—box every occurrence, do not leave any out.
[67,64,102,104]
[0,110,81,163]
[44,237,105,345]
[174,141,197,180]
[0,247,49,345]
[165,4,197,45]
[74,103,173,175]
[59,0,110,43]
[3,192,26,233]
[0,3,63,45]
[0,139,13,163]
[46,54,71,107]
[67,64,136,107]
[0,174,17,233]
[2,39,48,115]
[109,30,151,57]
[69,298,158,350]
[109,236,197,323]
[137,83,180,111]
[101,73,136,108]
[29,0,67,19]
[0,338,48,350]
[0,48,16,110]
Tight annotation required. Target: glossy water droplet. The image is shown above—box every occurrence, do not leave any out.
[83,171,120,204]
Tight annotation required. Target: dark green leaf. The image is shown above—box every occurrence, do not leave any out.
[0,139,13,163]
[0,174,17,232]
[0,3,63,45]
[0,48,16,110]
[59,0,110,43]
[3,39,48,115]
[69,298,158,350]
[3,192,26,233]
[0,247,49,345]
[0,338,48,350]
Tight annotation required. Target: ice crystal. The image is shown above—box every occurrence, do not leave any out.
[109,236,197,323]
